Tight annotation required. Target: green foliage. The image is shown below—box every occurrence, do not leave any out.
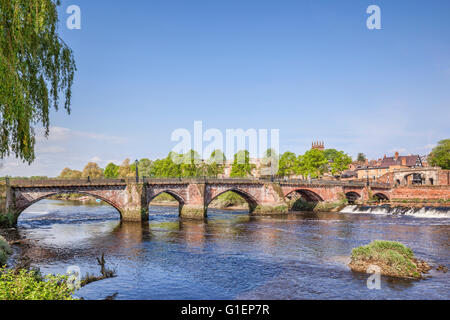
[429,139,450,169]
[0,235,12,266]
[103,163,119,178]
[0,267,76,300]
[323,149,340,161]
[152,192,177,202]
[149,153,183,178]
[357,153,367,162]
[297,149,328,178]
[82,162,103,179]
[213,191,247,207]
[118,159,135,178]
[58,168,82,179]
[351,240,417,274]
[329,151,352,175]
[0,0,76,163]
[137,158,152,177]
[277,151,298,177]
[259,148,278,176]
[0,212,17,228]
[181,150,202,177]
[230,150,255,177]
[206,150,226,177]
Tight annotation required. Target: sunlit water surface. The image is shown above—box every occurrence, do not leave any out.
[9,200,450,300]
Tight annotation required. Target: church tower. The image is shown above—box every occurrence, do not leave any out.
[311,141,325,151]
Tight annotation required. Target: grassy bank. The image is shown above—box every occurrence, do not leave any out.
[349,240,431,279]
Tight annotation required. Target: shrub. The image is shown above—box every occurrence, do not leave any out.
[0,267,76,300]
[0,236,12,266]
[0,212,17,228]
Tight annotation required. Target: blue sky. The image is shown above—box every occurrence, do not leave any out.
[1,0,449,176]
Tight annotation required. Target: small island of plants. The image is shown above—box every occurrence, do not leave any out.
[349,240,432,280]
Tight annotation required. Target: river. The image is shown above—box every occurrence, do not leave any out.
[7,199,450,300]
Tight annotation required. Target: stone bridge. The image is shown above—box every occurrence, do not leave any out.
[1,178,396,223]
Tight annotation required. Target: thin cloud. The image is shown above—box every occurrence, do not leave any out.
[37,127,127,144]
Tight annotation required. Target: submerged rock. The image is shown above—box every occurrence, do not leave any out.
[349,240,432,280]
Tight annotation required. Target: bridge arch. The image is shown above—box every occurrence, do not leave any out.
[284,189,324,202]
[345,192,361,204]
[147,190,186,207]
[206,188,259,213]
[373,192,389,201]
[15,191,123,218]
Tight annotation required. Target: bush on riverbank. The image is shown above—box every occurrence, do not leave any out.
[0,212,17,228]
[349,240,431,279]
[0,267,75,300]
[0,236,11,266]
[291,198,347,212]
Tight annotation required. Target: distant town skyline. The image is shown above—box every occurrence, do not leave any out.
[0,0,449,176]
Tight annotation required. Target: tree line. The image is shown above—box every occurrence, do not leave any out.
[58,148,353,179]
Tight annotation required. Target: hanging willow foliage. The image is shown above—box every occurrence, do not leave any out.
[0,0,76,163]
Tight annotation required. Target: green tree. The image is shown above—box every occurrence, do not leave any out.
[103,163,119,178]
[181,150,201,177]
[297,149,328,178]
[138,158,152,177]
[277,151,298,178]
[149,153,182,177]
[357,153,367,162]
[58,168,81,179]
[429,139,450,169]
[259,148,279,176]
[118,159,134,178]
[230,150,255,177]
[0,0,76,163]
[207,150,226,177]
[59,168,72,179]
[324,149,340,162]
[329,151,352,175]
[82,162,103,179]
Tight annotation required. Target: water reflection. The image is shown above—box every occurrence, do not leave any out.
[11,200,450,300]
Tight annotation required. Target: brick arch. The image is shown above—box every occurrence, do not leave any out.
[14,190,123,218]
[147,190,186,206]
[206,188,259,212]
[284,188,324,202]
[345,191,361,204]
[373,192,390,201]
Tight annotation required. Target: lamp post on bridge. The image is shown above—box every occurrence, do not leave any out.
[366,167,370,187]
[135,159,139,183]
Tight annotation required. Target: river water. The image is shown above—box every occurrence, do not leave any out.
[9,200,450,300]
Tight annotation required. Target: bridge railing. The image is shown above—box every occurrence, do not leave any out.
[3,176,392,188]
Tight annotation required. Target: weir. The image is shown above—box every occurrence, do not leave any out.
[341,205,450,218]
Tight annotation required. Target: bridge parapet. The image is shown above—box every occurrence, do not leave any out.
[4,177,391,188]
